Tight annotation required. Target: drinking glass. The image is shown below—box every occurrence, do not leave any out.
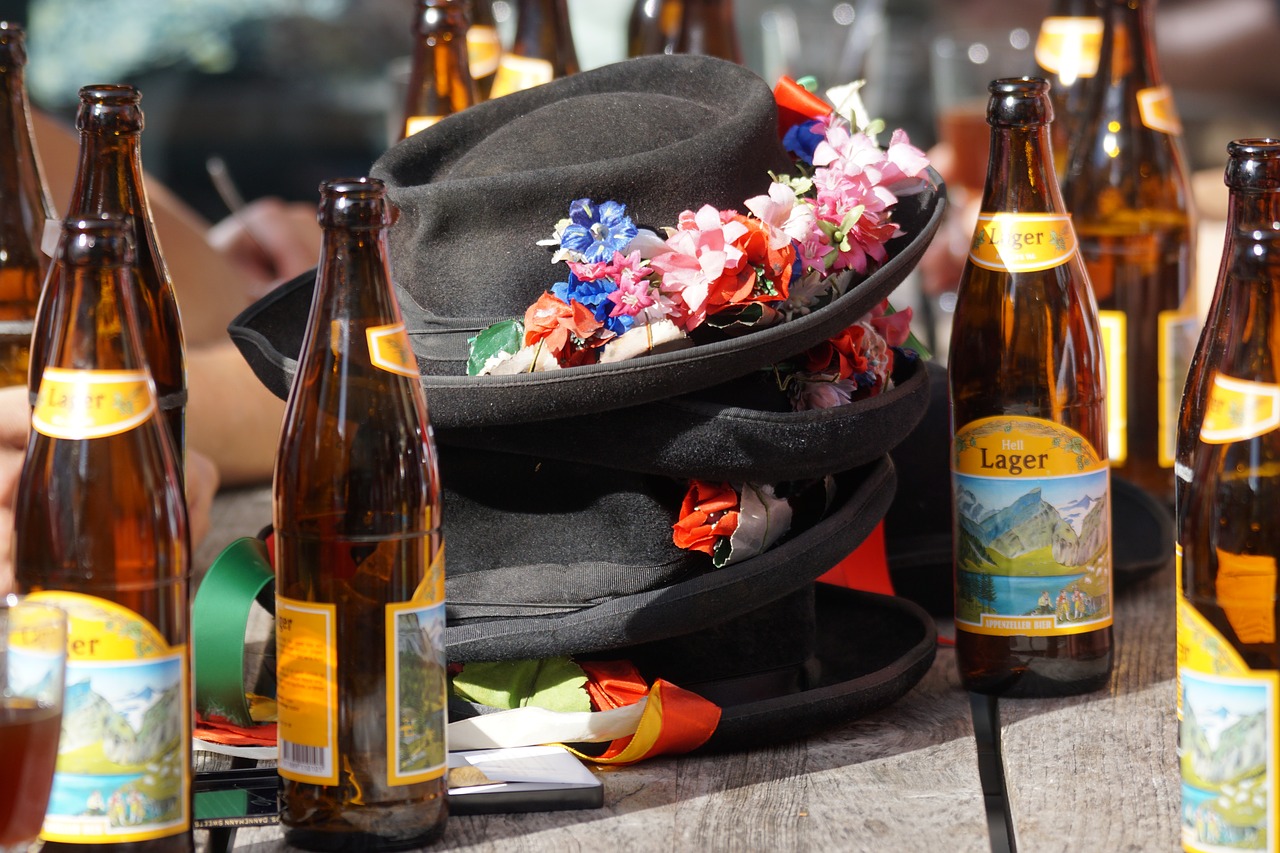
[0,596,68,853]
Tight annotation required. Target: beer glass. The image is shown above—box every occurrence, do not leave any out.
[0,597,68,853]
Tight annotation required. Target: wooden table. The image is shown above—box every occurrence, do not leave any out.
[195,485,1179,853]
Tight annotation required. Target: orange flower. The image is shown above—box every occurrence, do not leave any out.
[672,481,740,556]
[726,213,793,305]
[523,292,603,364]
[801,323,870,379]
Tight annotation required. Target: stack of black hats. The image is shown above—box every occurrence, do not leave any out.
[229,54,950,751]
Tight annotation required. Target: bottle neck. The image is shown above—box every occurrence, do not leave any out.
[1101,0,1159,87]
[982,121,1067,214]
[1224,153,1280,233]
[676,0,741,62]
[312,224,400,329]
[513,0,578,72]
[45,260,147,374]
[0,63,53,231]
[69,128,147,218]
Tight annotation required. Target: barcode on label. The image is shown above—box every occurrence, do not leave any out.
[281,740,331,776]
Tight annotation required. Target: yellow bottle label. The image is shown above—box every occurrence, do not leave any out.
[32,368,157,440]
[1098,310,1128,465]
[467,25,502,79]
[968,213,1078,273]
[952,416,1113,638]
[26,591,190,844]
[1034,16,1103,80]
[1178,594,1278,851]
[1200,375,1280,444]
[1137,84,1183,135]
[276,597,339,786]
[367,322,418,377]
[1160,311,1198,467]
[404,115,444,137]
[488,54,555,99]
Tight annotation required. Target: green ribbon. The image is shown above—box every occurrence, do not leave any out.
[193,537,275,727]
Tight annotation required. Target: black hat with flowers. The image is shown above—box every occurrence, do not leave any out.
[226,54,948,751]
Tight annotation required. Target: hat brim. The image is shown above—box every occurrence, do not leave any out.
[450,583,937,752]
[436,352,931,482]
[226,176,946,431]
[446,455,897,662]
[699,584,936,751]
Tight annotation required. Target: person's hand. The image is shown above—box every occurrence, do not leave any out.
[0,386,28,595]
[207,196,322,299]
[186,448,220,555]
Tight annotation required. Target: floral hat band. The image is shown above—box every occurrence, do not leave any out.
[229,54,946,433]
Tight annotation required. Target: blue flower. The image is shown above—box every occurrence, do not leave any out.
[551,272,634,337]
[560,199,638,263]
[783,119,825,165]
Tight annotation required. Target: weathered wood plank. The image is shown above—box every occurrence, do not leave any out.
[998,563,1180,852]
[225,646,985,852]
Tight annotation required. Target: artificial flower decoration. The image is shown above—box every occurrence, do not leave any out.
[466,75,932,394]
[672,480,798,569]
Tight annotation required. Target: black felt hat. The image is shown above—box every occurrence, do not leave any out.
[227,53,946,439]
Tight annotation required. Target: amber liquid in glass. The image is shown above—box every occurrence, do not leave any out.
[0,700,62,848]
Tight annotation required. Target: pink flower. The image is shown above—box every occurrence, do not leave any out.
[744,182,814,249]
[868,301,913,347]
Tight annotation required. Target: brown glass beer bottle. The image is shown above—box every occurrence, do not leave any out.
[674,0,742,64]
[949,77,1114,697]
[1176,139,1280,526]
[488,0,578,99]
[1031,0,1104,178]
[399,0,477,141]
[274,178,447,851]
[30,85,186,472]
[1059,0,1196,505]
[627,0,680,58]
[1177,225,1280,852]
[15,214,193,853]
[467,0,502,100]
[0,22,55,388]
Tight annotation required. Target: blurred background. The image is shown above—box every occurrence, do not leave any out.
[0,0,1274,358]
[0,0,1272,222]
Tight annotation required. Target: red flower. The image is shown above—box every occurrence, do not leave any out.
[672,481,740,556]
[724,214,793,306]
[523,292,604,365]
[801,324,871,380]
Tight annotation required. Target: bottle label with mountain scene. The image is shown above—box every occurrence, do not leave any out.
[969,213,1078,273]
[1178,593,1277,852]
[26,590,189,843]
[952,415,1114,637]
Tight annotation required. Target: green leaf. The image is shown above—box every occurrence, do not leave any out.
[466,319,525,376]
[450,657,591,713]
[704,302,767,332]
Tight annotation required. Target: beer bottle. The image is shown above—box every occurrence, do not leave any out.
[30,85,186,472]
[399,0,477,141]
[674,0,742,64]
[1059,0,1196,505]
[467,0,502,100]
[274,178,447,850]
[1178,226,1280,852]
[627,0,680,58]
[949,77,1114,698]
[14,214,192,853]
[1031,0,1104,178]
[1176,139,1280,525]
[488,0,578,99]
[0,22,55,387]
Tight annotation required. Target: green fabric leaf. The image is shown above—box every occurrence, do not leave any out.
[451,657,591,713]
[466,319,525,376]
